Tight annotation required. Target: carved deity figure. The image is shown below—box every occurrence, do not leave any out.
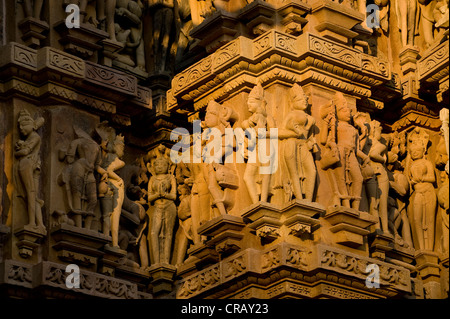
[242,83,276,204]
[437,108,449,255]
[14,110,45,232]
[176,0,195,64]
[146,145,177,264]
[96,122,126,249]
[188,0,214,27]
[386,132,413,248]
[278,83,318,202]
[406,128,437,251]
[374,0,390,33]
[114,0,146,71]
[173,183,193,264]
[117,163,149,268]
[395,0,418,46]
[149,0,176,73]
[201,100,239,217]
[418,0,449,47]
[319,92,365,210]
[58,126,105,229]
[21,0,44,19]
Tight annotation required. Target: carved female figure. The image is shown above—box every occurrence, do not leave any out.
[96,123,126,249]
[395,0,418,46]
[242,83,275,204]
[14,110,45,232]
[278,83,317,202]
[147,153,177,264]
[173,183,193,265]
[407,129,437,251]
[319,92,365,210]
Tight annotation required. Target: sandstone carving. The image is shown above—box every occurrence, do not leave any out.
[14,110,46,233]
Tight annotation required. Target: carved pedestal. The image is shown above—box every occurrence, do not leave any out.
[18,17,49,49]
[148,263,177,295]
[198,214,246,257]
[242,202,282,243]
[415,250,442,298]
[14,225,47,258]
[99,244,127,276]
[309,0,363,43]
[186,241,219,269]
[323,206,377,248]
[278,0,310,36]
[50,223,110,271]
[54,21,109,59]
[368,229,394,260]
[281,200,323,238]
[190,11,240,53]
[100,39,125,67]
[238,0,275,36]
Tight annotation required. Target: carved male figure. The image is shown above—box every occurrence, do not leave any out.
[319,92,366,210]
[201,100,239,217]
[58,126,105,229]
[14,110,45,232]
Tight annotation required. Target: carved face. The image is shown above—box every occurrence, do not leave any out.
[336,104,351,122]
[247,97,261,113]
[410,144,425,160]
[291,94,308,111]
[154,157,169,174]
[204,103,220,128]
[19,121,34,137]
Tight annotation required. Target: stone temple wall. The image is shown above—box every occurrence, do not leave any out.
[0,0,448,299]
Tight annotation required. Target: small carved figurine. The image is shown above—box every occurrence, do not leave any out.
[14,110,46,232]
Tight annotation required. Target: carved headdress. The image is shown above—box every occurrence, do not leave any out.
[289,83,308,110]
[248,83,265,103]
[204,100,239,128]
[17,109,44,131]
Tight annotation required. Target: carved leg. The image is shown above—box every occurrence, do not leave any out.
[377,171,390,234]
[33,0,44,19]
[110,181,124,248]
[19,165,36,227]
[105,0,117,41]
[413,193,425,250]
[163,204,177,264]
[300,147,316,201]
[244,163,259,204]
[284,140,302,200]
[424,191,437,251]
[151,208,162,264]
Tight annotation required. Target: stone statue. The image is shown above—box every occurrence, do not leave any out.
[146,145,177,264]
[117,163,149,268]
[96,122,126,249]
[417,0,448,47]
[173,183,194,265]
[14,109,45,232]
[437,108,449,255]
[406,128,437,251]
[395,0,418,46]
[176,159,210,244]
[21,0,44,19]
[278,83,318,202]
[201,100,239,217]
[242,83,276,204]
[367,120,390,234]
[188,0,213,27]
[439,108,449,174]
[386,132,413,248]
[149,0,176,73]
[58,126,105,229]
[114,0,146,71]
[319,92,365,210]
[175,0,194,64]
[374,0,390,33]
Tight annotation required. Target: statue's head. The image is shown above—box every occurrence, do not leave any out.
[154,156,170,175]
[289,83,308,111]
[247,83,266,114]
[203,100,238,130]
[410,143,425,160]
[17,109,44,137]
[334,92,351,122]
